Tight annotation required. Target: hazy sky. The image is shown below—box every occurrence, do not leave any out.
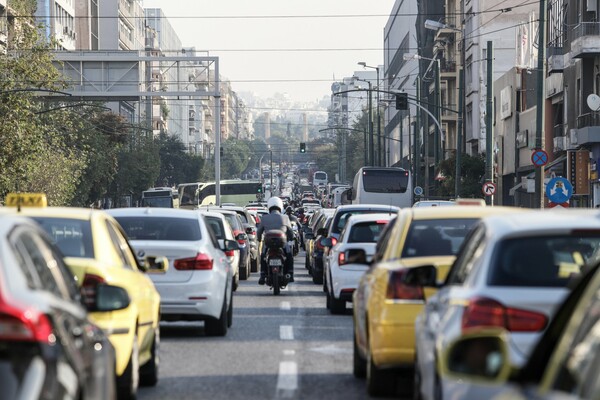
[142,0,396,103]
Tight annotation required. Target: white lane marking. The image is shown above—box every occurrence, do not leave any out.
[309,344,353,355]
[280,301,291,310]
[280,325,294,340]
[283,349,296,356]
[276,361,298,396]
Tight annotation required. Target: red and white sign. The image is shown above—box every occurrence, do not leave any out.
[482,182,496,196]
[548,201,570,209]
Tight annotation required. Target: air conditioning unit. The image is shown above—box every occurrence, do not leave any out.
[569,129,578,145]
[63,26,69,34]
[553,136,567,152]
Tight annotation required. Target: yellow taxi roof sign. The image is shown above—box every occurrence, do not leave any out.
[5,193,48,208]
[455,198,486,206]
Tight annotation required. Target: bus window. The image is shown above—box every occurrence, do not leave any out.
[362,169,409,193]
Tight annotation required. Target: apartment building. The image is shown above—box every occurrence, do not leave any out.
[99,0,144,51]
[74,0,98,50]
[35,0,76,50]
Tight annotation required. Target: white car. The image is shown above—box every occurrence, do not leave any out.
[108,208,236,337]
[324,213,393,314]
[412,210,600,400]
[198,211,240,290]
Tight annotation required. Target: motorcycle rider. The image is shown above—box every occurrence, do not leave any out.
[257,197,294,285]
[285,206,302,252]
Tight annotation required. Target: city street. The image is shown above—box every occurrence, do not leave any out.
[138,252,404,400]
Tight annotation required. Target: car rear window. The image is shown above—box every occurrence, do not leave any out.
[30,217,94,258]
[113,217,202,241]
[488,236,600,287]
[332,210,395,235]
[204,216,226,240]
[401,218,478,258]
[223,214,242,231]
[348,221,389,243]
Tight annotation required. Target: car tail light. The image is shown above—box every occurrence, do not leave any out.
[461,297,548,332]
[225,250,235,258]
[330,238,338,247]
[386,269,425,301]
[82,273,106,308]
[338,252,346,265]
[174,253,213,270]
[0,301,53,343]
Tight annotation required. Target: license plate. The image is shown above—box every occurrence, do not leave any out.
[269,259,282,266]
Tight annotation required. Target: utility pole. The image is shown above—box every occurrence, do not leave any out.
[415,76,421,191]
[485,41,494,205]
[534,0,547,208]
[434,59,441,171]
[376,67,381,166]
[367,81,374,166]
[456,70,464,198]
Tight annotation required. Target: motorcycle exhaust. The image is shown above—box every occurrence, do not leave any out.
[285,274,291,280]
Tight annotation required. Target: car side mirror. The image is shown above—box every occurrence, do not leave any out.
[403,265,438,287]
[224,239,240,252]
[236,233,248,241]
[441,330,511,383]
[346,248,368,264]
[245,227,253,235]
[89,284,131,312]
[317,228,327,236]
[144,256,169,274]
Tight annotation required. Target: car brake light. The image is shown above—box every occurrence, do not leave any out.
[461,297,548,332]
[338,252,346,265]
[81,274,106,308]
[174,253,213,270]
[0,302,53,343]
[330,238,338,246]
[386,269,425,300]
[225,250,235,257]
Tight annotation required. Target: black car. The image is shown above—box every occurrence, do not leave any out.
[0,215,121,400]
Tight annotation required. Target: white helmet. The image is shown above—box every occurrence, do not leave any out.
[267,197,284,212]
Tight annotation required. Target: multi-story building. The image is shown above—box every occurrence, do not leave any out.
[74,0,98,50]
[99,0,145,51]
[182,47,212,155]
[35,0,77,50]
[384,0,419,170]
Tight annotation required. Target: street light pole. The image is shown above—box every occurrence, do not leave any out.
[358,63,381,166]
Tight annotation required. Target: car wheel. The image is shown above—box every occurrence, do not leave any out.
[227,291,233,328]
[312,271,323,284]
[117,331,139,400]
[205,298,228,337]
[353,332,366,378]
[326,290,331,309]
[140,325,159,387]
[240,260,249,280]
[330,295,346,315]
[366,346,396,397]
[413,353,423,400]
[251,256,258,273]
[232,273,239,292]
[305,253,309,269]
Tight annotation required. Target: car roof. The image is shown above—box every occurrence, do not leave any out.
[106,207,202,219]
[0,206,97,220]
[481,210,600,238]
[403,205,519,221]
[196,206,239,216]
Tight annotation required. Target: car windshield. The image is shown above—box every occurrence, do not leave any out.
[112,217,202,241]
[30,217,94,258]
[401,218,478,258]
[488,236,600,287]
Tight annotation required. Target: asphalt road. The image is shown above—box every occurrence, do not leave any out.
[138,251,406,400]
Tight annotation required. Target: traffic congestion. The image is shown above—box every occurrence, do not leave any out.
[2,163,600,400]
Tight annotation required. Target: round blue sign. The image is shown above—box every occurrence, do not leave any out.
[545,177,573,204]
[414,186,423,196]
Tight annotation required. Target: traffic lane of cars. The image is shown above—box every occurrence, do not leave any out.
[139,253,400,400]
[0,215,117,400]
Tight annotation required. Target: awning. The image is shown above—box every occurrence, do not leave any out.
[509,154,568,196]
[509,182,523,196]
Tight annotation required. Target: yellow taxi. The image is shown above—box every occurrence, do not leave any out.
[2,193,166,399]
[352,205,519,396]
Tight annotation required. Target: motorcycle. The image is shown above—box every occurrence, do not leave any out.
[291,222,300,256]
[263,230,290,295]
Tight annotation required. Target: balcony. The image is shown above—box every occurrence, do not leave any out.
[441,103,458,122]
[440,60,457,80]
[553,136,567,152]
[547,46,564,73]
[553,123,566,138]
[574,113,600,146]
[434,17,459,40]
[569,22,600,58]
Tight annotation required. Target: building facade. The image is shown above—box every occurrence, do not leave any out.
[35,0,76,50]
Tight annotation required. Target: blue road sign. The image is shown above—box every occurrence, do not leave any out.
[545,177,573,204]
[414,186,423,196]
[531,149,549,167]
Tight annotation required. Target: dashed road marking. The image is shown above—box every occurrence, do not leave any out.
[283,349,296,356]
[276,361,298,398]
[280,325,294,340]
[280,301,291,310]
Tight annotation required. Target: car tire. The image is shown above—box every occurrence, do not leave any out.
[205,298,228,337]
[304,253,309,269]
[117,332,139,400]
[366,346,396,397]
[312,272,323,284]
[140,325,159,387]
[232,273,239,292]
[353,332,366,379]
[251,256,258,273]
[240,260,249,280]
[330,295,346,315]
[326,291,331,309]
[227,292,233,328]
[413,354,423,400]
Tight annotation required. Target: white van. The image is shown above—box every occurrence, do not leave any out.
[312,171,328,187]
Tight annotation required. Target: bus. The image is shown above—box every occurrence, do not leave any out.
[183,180,262,207]
[141,187,179,208]
[348,167,413,208]
[313,171,328,187]
[177,182,204,210]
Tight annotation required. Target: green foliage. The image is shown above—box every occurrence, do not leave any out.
[156,133,203,186]
[8,0,37,15]
[438,153,486,198]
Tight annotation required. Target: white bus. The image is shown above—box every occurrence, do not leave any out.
[348,167,413,208]
[312,171,328,187]
[178,180,262,208]
[141,187,179,208]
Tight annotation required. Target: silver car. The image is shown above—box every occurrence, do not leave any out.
[108,208,237,337]
[412,210,600,400]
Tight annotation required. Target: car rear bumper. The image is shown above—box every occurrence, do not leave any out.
[332,268,366,299]
[156,279,225,320]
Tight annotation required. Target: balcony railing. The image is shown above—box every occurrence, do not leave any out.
[553,123,566,137]
[441,104,458,116]
[440,60,457,73]
[570,22,600,42]
[577,112,600,129]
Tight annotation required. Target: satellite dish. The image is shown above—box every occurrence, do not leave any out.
[587,94,600,111]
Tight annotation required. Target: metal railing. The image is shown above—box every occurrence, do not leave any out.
[553,123,565,137]
[577,113,600,129]
[569,22,600,42]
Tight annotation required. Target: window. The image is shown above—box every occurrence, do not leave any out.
[348,221,388,243]
[105,221,137,269]
[30,217,94,258]
[446,226,486,285]
[13,231,62,297]
[114,216,202,241]
[402,218,479,259]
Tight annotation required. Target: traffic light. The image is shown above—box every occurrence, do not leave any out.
[257,185,262,193]
[395,93,408,110]
[220,146,224,157]
[300,142,306,153]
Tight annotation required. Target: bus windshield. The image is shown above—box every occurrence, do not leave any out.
[141,197,173,208]
[362,169,409,193]
[179,183,200,207]
[198,181,261,206]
